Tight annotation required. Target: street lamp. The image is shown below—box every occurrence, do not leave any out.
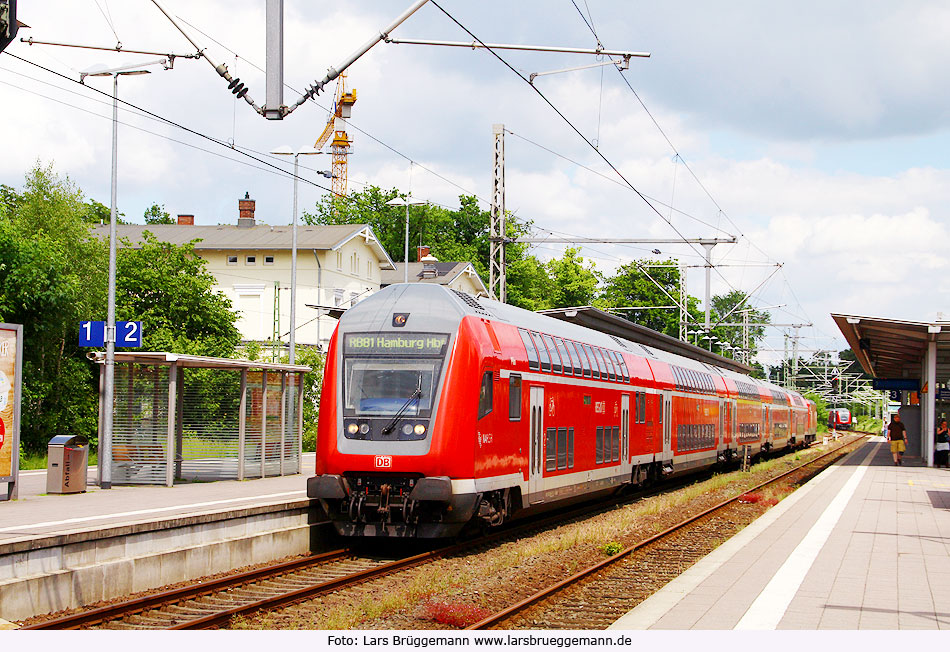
[386,195,428,283]
[269,147,331,365]
[81,58,170,490]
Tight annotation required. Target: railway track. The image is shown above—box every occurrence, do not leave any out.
[466,432,867,630]
[24,435,858,630]
[23,479,677,630]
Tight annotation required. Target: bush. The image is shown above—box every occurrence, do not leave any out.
[601,541,623,556]
[421,600,490,627]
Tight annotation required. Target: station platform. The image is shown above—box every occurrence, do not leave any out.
[0,454,323,622]
[0,453,316,544]
[610,436,950,630]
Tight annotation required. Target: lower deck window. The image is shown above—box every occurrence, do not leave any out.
[546,427,557,471]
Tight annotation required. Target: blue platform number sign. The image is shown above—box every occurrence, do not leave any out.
[117,321,142,347]
[79,321,105,347]
[79,321,143,348]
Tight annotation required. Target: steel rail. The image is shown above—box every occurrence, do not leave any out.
[22,548,352,630]
[466,434,867,629]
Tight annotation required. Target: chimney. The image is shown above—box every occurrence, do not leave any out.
[238,192,256,227]
[421,262,438,279]
[417,245,430,261]
[177,214,194,225]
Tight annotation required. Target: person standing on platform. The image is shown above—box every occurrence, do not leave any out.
[887,414,906,466]
[936,419,950,468]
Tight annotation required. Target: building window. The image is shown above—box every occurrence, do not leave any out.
[227,255,238,265]
[264,255,274,265]
[367,261,372,279]
[336,251,343,270]
[349,291,358,307]
[333,288,344,307]
[246,255,256,265]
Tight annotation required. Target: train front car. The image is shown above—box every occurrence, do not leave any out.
[308,284,484,538]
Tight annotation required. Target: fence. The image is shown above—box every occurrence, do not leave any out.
[95,352,310,486]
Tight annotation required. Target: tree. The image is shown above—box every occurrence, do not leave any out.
[144,202,174,225]
[545,247,601,308]
[303,185,552,309]
[0,164,106,452]
[115,231,240,357]
[707,290,771,360]
[599,259,699,338]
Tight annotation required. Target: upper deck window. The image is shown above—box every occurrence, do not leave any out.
[533,332,551,372]
[518,329,539,371]
[554,337,574,375]
[580,344,598,379]
[574,342,592,378]
[541,334,562,373]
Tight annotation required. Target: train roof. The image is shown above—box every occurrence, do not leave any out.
[342,285,807,405]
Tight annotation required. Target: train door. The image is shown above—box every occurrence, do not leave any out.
[731,399,738,449]
[621,394,631,477]
[661,390,673,462]
[528,386,544,503]
[719,398,725,451]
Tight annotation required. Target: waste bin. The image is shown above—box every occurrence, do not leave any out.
[47,435,89,494]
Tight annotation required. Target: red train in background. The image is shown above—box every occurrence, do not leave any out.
[308,284,817,538]
[828,408,852,431]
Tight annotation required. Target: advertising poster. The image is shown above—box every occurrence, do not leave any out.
[0,324,22,491]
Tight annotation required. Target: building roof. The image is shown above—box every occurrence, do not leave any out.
[540,305,753,374]
[832,313,950,380]
[381,261,489,296]
[91,223,396,269]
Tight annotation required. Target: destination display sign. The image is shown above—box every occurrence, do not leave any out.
[344,333,449,356]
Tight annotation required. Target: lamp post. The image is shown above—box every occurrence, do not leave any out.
[269,147,330,364]
[385,195,427,283]
[81,58,170,490]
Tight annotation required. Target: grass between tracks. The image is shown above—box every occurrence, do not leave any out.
[231,437,860,630]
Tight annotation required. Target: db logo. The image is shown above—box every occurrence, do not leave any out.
[374,455,392,469]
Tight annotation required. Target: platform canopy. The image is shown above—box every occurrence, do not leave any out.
[831,313,950,380]
[540,306,753,374]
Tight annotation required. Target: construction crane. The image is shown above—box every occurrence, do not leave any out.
[313,72,357,197]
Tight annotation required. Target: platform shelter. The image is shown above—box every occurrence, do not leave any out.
[91,352,311,487]
[832,313,950,466]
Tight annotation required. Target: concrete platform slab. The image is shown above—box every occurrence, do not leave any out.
[611,437,950,631]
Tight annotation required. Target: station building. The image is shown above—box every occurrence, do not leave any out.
[833,312,950,466]
[92,195,490,352]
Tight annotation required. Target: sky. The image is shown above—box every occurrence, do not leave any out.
[3,0,950,369]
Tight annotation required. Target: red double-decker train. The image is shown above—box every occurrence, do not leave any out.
[308,284,817,538]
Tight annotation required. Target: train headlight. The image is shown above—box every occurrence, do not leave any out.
[401,424,413,436]
[347,423,359,435]
[359,423,370,435]
[414,424,426,436]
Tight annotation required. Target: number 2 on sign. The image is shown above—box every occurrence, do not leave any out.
[121,321,138,345]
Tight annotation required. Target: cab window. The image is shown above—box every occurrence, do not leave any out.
[478,371,493,419]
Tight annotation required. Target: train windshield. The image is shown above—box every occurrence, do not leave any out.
[342,332,450,417]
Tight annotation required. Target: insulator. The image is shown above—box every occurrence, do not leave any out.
[236,87,248,99]
[228,77,240,90]
[232,82,245,95]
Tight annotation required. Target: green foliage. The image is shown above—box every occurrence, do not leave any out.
[294,347,326,452]
[602,541,624,555]
[0,163,245,453]
[598,259,698,338]
[144,202,174,225]
[803,391,829,433]
[115,231,240,357]
[0,164,106,452]
[546,247,601,307]
[707,290,769,359]
[242,340,262,362]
